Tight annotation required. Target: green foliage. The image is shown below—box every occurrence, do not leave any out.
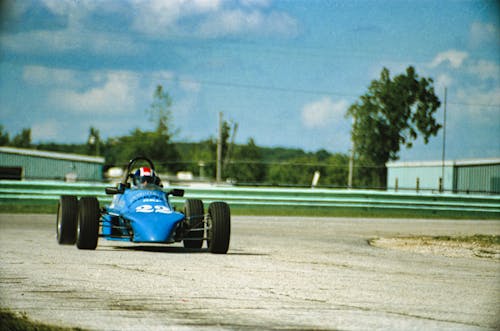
[0,308,84,331]
[260,146,309,161]
[86,127,102,156]
[265,152,349,187]
[174,140,348,187]
[104,85,181,173]
[347,66,441,187]
[104,128,181,173]
[221,120,231,164]
[10,128,31,148]
[0,125,9,146]
[148,85,175,138]
[226,138,266,183]
[174,140,216,178]
[36,143,88,155]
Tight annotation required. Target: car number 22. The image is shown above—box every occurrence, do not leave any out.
[135,205,172,214]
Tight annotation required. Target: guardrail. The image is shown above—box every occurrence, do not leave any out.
[1,180,499,216]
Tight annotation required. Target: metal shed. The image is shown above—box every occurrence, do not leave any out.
[453,159,500,194]
[0,147,104,182]
[386,158,500,195]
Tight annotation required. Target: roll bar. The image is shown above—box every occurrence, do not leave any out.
[120,156,156,185]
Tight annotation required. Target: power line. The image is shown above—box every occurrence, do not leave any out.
[176,76,358,98]
[6,58,500,108]
[447,101,500,109]
[157,74,500,108]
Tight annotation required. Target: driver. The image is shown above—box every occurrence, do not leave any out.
[133,167,160,188]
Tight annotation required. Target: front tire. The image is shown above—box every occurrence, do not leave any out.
[56,195,78,245]
[76,197,100,250]
[183,199,204,249]
[207,202,231,254]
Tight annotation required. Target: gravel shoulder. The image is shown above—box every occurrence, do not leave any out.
[370,235,500,259]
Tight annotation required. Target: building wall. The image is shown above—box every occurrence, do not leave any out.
[386,162,454,192]
[455,164,500,194]
[0,148,103,181]
[387,159,500,195]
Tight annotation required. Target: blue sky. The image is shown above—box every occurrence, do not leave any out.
[0,0,499,161]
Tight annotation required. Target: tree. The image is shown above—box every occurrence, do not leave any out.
[145,85,180,172]
[346,66,441,188]
[221,120,231,166]
[87,127,101,156]
[104,85,181,173]
[226,138,266,183]
[11,128,31,148]
[148,85,175,138]
[0,125,9,146]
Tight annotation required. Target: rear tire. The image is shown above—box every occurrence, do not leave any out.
[183,199,204,249]
[76,197,100,250]
[56,195,78,245]
[207,202,231,254]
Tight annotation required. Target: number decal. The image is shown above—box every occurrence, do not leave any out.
[154,205,172,214]
[136,205,154,213]
[136,205,172,214]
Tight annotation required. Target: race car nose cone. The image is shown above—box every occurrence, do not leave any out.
[125,212,184,243]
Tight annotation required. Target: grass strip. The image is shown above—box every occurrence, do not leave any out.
[0,201,498,219]
[0,308,84,331]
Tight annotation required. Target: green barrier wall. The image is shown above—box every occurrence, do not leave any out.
[1,180,499,216]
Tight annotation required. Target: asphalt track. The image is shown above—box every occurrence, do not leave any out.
[0,214,499,331]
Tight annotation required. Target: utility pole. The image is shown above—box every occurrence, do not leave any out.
[441,87,447,192]
[348,116,355,189]
[224,122,238,169]
[348,147,354,189]
[216,112,223,183]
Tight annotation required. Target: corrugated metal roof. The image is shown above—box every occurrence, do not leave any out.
[386,158,500,168]
[454,158,500,166]
[0,147,104,164]
[386,160,454,168]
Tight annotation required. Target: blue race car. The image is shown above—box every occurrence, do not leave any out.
[56,157,231,254]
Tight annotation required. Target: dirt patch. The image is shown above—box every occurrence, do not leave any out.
[370,235,500,259]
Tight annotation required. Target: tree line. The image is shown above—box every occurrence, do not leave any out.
[1,66,442,188]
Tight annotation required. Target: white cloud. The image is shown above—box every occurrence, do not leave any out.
[40,0,94,17]
[301,97,349,129]
[435,73,453,89]
[198,9,297,38]
[467,60,500,81]
[131,0,297,38]
[23,65,77,87]
[179,76,201,93]
[31,120,60,141]
[131,0,222,35]
[469,22,500,47]
[157,71,176,82]
[49,71,140,114]
[2,27,139,57]
[1,1,139,57]
[456,87,500,111]
[240,0,271,7]
[430,50,469,69]
[2,0,296,58]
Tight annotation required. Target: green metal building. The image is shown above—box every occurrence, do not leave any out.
[0,147,104,181]
[386,158,500,194]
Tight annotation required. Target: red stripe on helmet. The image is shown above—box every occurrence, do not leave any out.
[140,167,152,177]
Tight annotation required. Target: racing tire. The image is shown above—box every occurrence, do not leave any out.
[56,195,78,245]
[183,199,204,249]
[207,202,231,254]
[76,197,100,250]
